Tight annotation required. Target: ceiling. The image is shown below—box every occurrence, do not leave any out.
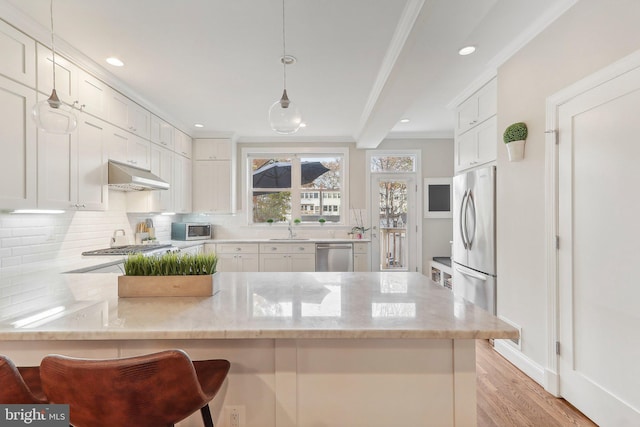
[3,0,574,147]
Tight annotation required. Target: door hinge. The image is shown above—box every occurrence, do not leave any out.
[416,225,418,232]
[555,235,560,250]
[415,184,418,192]
[556,341,561,355]
[545,129,559,145]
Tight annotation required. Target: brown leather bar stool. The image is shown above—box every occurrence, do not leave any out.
[0,355,47,403]
[40,349,230,427]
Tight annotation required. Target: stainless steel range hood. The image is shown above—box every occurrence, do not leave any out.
[108,160,169,191]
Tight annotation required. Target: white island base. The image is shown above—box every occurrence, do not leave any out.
[4,338,476,427]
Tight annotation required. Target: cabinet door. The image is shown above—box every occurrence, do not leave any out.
[260,253,290,272]
[194,138,231,160]
[37,128,76,209]
[78,70,108,118]
[151,115,175,150]
[37,44,78,103]
[455,130,477,172]
[0,20,36,87]
[107,90,129,129]
[456,97,478,135]
[237,254,259,272]
[128,102,150,139]
[290,253,315,272]
[477,78,497,124]
[129,135,150,169]
[174,155,192,214]
[0,77,37,209]
[175,130,192,158]
[193,160,231,212]
[476,116,497,167]
[216,253,237,272]
[76,116,107,210]
[107,127,129,163]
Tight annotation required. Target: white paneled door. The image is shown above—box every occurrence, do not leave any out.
[557,59,640,426]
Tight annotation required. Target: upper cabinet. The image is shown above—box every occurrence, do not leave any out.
[454,77,497,173]
[36,44,79,104]
[174,129,193,159]
[0,21,35,88]
[107,90,151,139]
[150,114,175,150]
[78,69,109,118]
[194,138,231,160]
[0,75,37,209]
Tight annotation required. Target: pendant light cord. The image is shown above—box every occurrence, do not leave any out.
[281,0,287,91]
[50,0,57,90]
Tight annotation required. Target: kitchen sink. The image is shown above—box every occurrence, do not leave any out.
[269,238,310,241]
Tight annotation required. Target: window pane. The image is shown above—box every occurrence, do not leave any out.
[253,191,291,223]
[300,157,342,223]
[370,156,415,172]
[252,157,292,189]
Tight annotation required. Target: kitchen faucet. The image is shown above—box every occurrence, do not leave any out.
[288,221,296,239]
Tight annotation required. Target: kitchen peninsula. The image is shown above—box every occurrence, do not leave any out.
[0,272,517,427]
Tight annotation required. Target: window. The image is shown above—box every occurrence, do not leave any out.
[370,155,416,172]
[246,148,347,224]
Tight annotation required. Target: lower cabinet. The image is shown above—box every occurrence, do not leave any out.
[215,243,259,272]
[259,243,316,272]
[353,242,371,272]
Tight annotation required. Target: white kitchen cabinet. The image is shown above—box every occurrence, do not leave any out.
[259,243,316,272]
[193,160,231,213]
[194,138,232,160]
[215,244,260,272]
[37,114,106,211]
[174,129,192,159]
[430,260,452,290]
[78,69,108,119]
[107,126,150,170]
[126,142,175,213]
[455,78,497,135]
[107,90,150,139]
[0,20,35,88]
[36,43,79,105]
[180,244,204,255]
[454,77,497,173]
[353,242,371,272]
[150,115,174,150]
[173,154,192,214]
[0,76,37,209]
[455,116,497,172]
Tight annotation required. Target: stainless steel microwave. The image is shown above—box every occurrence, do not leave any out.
[171,223,212,241]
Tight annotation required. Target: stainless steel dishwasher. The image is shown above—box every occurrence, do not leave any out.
[315,243,353,272]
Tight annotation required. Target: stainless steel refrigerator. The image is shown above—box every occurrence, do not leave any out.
[452,166,496,314]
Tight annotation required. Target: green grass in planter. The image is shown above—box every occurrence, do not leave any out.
[124,252,217,276]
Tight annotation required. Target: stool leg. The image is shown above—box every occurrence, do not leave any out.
[200,405,214,427]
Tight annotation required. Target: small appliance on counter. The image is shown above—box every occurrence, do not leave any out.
[171,223,212,241]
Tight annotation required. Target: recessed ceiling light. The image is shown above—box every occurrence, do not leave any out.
[194,123,204,128]
[106,57,124,67]
[280,55,297,65]
[399,118,410,123]
[458,46,476,56]
[299,122,307,128]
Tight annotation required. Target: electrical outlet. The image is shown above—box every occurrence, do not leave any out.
[225,405,245,427]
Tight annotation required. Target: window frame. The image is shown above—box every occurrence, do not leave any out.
[242,146,349,226]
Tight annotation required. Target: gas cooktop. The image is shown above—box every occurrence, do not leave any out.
[82,244,173,256]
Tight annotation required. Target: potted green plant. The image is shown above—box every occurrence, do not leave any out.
[266,218,274,225]
[293,218,301,225]
[318,218,326,225]
[118,252,217,297]
[503,122,528,161]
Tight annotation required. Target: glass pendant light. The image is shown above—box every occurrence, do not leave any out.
[268,0,302,134]
[32,0,78,135]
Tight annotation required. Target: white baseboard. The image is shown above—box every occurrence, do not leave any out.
[493,340,545,387]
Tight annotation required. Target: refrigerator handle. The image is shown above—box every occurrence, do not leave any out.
[460,189,469,249]
[467,191,476,250]
[454,265,487,281]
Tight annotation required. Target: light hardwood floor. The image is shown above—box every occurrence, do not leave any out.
[476,340,598,427]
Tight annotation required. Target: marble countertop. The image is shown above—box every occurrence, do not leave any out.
[0,271,518,341]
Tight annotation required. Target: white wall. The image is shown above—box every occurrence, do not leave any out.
[497,0,640,370]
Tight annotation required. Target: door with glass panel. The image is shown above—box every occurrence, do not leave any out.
[368,154,418,272]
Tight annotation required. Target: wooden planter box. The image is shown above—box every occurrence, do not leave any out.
[118,274,214,297]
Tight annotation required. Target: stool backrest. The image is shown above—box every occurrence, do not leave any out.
[0,355,45,404]
[41,349,211,427]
